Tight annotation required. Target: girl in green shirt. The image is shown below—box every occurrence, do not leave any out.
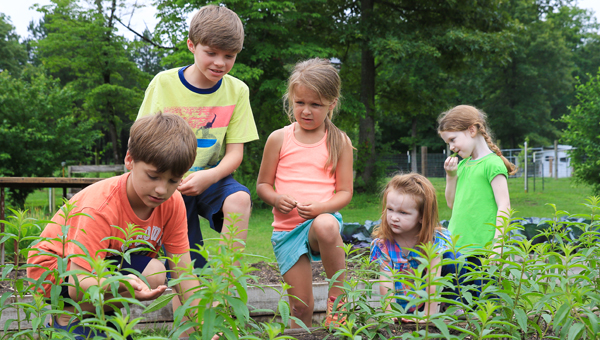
[437,105,516,251]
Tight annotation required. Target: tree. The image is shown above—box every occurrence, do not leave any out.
[152,0,340,202]
[324,0,514,190]
[0,67,100,208]
[35,0,150,164]
[461,1,600,149]
[0,14,27,74]
[561,70,600,194]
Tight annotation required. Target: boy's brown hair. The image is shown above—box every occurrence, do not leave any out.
[188,5,244,53]
[128,113,196,177]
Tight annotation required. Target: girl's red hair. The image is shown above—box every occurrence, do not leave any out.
[373,173,440,246]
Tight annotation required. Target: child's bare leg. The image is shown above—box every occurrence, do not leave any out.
[282,255,314,328]
[221,191,251,255]
[308,214,346,298]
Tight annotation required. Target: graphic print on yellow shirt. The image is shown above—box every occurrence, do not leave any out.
[165,104,235,170]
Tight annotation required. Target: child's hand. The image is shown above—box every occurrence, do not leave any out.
[444,156,459,177]
[275,194,297,214]
[400,317,428,324]
[178,170,217,196]
[296,202,323,219]
[127,275,167,301]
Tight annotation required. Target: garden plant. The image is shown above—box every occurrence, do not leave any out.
[1,197,600,339]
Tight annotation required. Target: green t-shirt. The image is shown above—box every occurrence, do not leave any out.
[448,153,508,249]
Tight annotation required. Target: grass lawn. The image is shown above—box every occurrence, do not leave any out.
[200,177,593,262]
[21,176,594,263]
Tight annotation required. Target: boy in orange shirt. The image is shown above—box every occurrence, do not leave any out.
[28,113,200,339]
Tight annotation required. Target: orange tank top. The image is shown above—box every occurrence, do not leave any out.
[272,123,336,231]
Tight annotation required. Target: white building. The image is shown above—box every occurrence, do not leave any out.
[531,145,573,178]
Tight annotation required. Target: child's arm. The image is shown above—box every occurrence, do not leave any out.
[178,143,244,196]
[423,255,442,317]
[296,137,353,219]
[491,174,510,253]
[256,129,297,213]
[379,269,395,313]
[68,261,167,301]
[167,251,203,305]
[444,156,459,209]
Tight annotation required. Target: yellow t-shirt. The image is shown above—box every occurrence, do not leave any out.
[137,66,259,174]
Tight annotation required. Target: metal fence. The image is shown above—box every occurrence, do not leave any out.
[381,153,448,177]
[381,148,572,181]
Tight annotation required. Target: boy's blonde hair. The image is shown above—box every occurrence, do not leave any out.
[188,5,244,53]
[373,173,441,246]
[283,58,349,175]
[438,105,517,175]
[129,113,196,177]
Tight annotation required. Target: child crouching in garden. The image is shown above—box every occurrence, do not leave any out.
[27,113,204,339]
[370,173,475,322]
[256,58,354,328]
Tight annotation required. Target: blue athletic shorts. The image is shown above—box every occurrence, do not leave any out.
[271,212,343,276]
[183,174,251,269]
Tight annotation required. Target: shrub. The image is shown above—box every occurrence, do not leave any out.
[562,71,600,194]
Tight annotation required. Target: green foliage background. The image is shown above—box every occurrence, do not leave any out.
[561,72,600,194]
[1,0,600,204]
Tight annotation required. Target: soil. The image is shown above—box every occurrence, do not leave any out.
[248,260,365,285]
[0,269,26,293]
[0,260,370,294]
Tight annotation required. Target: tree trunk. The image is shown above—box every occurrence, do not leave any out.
[357,0,376,191]
[108,120,120,165]
[411,118,418,173]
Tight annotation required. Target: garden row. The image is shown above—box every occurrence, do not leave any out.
[2,198,600,339]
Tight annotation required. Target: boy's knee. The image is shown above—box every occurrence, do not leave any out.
[224,191,252,212]
[142,259,167,289]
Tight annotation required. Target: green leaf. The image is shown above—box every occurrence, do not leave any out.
[278,299,290,327]
[202,308,216,340]
[514,308,528,333]
[585,311,599,334]
[567,323,584,340]
[553,302,570,328]
[224,295,250,323]
[432,319,451,339]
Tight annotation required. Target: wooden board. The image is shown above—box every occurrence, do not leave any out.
[0,177,103,189]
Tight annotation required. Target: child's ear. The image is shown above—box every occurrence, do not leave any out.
[329,98,338,112]
[124,151,134,171]
[187,38,195,53]
[468,124,478,137]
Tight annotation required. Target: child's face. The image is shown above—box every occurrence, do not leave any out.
[386,190,422,239]
[440,127,476,158]
[292,85,337,132]
[187,39,236,88]
[125,152,183,215]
